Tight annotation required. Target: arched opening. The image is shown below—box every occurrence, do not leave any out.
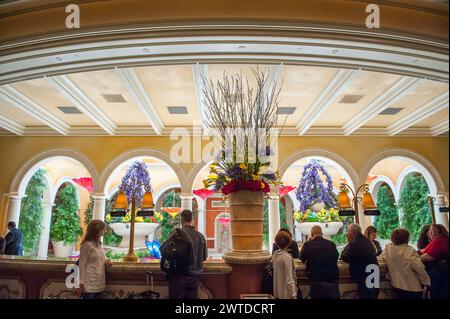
[281,155,357,246]
[10,153,95,257]
[101,156,182,255]
[366,154,446,244]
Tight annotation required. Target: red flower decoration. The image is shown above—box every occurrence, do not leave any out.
[279,185,296,198]
[72,177,94,193]
[193,188,215,200]
[222,180,270,195]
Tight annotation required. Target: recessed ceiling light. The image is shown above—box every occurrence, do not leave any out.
[339,95,364,104]
[143,48,150,53]
[278,107,297,115]
[332,49,339,54]
[58,106,82,114]
[167,106,188,114]
[102,94,126,103]
[379,107,404,115]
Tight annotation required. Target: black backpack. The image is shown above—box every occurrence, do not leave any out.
[160,228,193,276]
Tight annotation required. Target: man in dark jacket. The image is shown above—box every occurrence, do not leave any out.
[300,225,340,299]
[165,210,207,299]
[341,223,379,299]
[4,221,23,256]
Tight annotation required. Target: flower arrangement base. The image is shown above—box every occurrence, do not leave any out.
[228,190,265,252]
[110,223,159,249]
[295,221,343,240]
[223,250,271,264]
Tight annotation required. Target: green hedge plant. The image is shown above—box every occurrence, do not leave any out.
[50,184,83,245]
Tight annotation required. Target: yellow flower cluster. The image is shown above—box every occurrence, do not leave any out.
[294,207,341,223]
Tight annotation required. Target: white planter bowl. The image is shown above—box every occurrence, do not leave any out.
[110,223,159,249]
[52,241,75,257]
[295,221,343,240]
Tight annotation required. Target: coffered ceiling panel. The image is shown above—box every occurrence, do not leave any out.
[0,100,43,126]
[412,108,449,127]
[67,70,150,126]
[11,78,97,126]
[277,65,338,126]
[365,80,449,127]
[314,71,403,126]
[134,65,199,127]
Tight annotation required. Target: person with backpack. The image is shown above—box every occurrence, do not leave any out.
[160,210,208,299]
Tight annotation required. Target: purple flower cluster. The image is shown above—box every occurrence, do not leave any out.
[295,160,337,211]
[120,161,152,206]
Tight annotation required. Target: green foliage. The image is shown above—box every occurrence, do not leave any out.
[158,191,182,242]
[19,169,47,254]
[263,199,289,240]
[399,174,432,242]
[374,185,399,239]
[50,184,82,245]
[330,216,354,245]
[105,250,150,260]
[84,196,94,226]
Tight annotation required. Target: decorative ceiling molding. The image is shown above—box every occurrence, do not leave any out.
[388,91,449,135]
[46,75,116,135]
[0,84,70,135]
[342,77,424,135]
[115,67,164,135]
[0,33,447,85]
[431,118,450,136]
[7,125,444,137]
[0,113,24,135]
[297,68,360,135]
[192,63,209,135]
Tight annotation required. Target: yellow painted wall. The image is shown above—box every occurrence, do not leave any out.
[0,135,448,233]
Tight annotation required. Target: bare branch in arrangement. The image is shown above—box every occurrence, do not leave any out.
[201,68,283,164]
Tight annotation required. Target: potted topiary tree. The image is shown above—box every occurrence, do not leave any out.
[50,184,82,257]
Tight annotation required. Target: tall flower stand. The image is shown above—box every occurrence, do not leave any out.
[222,191,271,298]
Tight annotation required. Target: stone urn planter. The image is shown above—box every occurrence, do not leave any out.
[110,223,159,249]
[52,241,75,257]
[295,221,343,240]
[223,190,271,264]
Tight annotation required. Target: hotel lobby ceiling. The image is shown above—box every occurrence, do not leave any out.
[0,63,447,137]
[0,0,448,137]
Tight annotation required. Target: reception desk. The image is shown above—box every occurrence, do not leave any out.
[0,256,391,299]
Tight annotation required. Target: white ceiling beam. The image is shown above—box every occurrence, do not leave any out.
[388,92,449,135]
[47,75,116,135]
[342,77,424,135]
[297,68,360,135]
[0,113,24,135]
[430,118,449,136]
[192,63,210,134]
[0,85,70,135]
[115,67,164,135]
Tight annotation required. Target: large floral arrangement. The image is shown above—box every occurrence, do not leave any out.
[120,161,152,205]
[203,159,282,195]
[294,208,342,223]
[106,211,163,224]
[295,160,337,211]
[201,70,283,195]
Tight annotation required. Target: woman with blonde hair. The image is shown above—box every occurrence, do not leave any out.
[76,219,112,299]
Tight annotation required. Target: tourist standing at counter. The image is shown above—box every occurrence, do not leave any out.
[364,226,382,256]
[164,210,208,299]
[341,223,379,299]
[272,231,297,299]
[272,227,300,259]
[300,225,340,299]
[380,228,430,299]
[77,220,112,299]
[4,221,23,256]
[419,224,449,299]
